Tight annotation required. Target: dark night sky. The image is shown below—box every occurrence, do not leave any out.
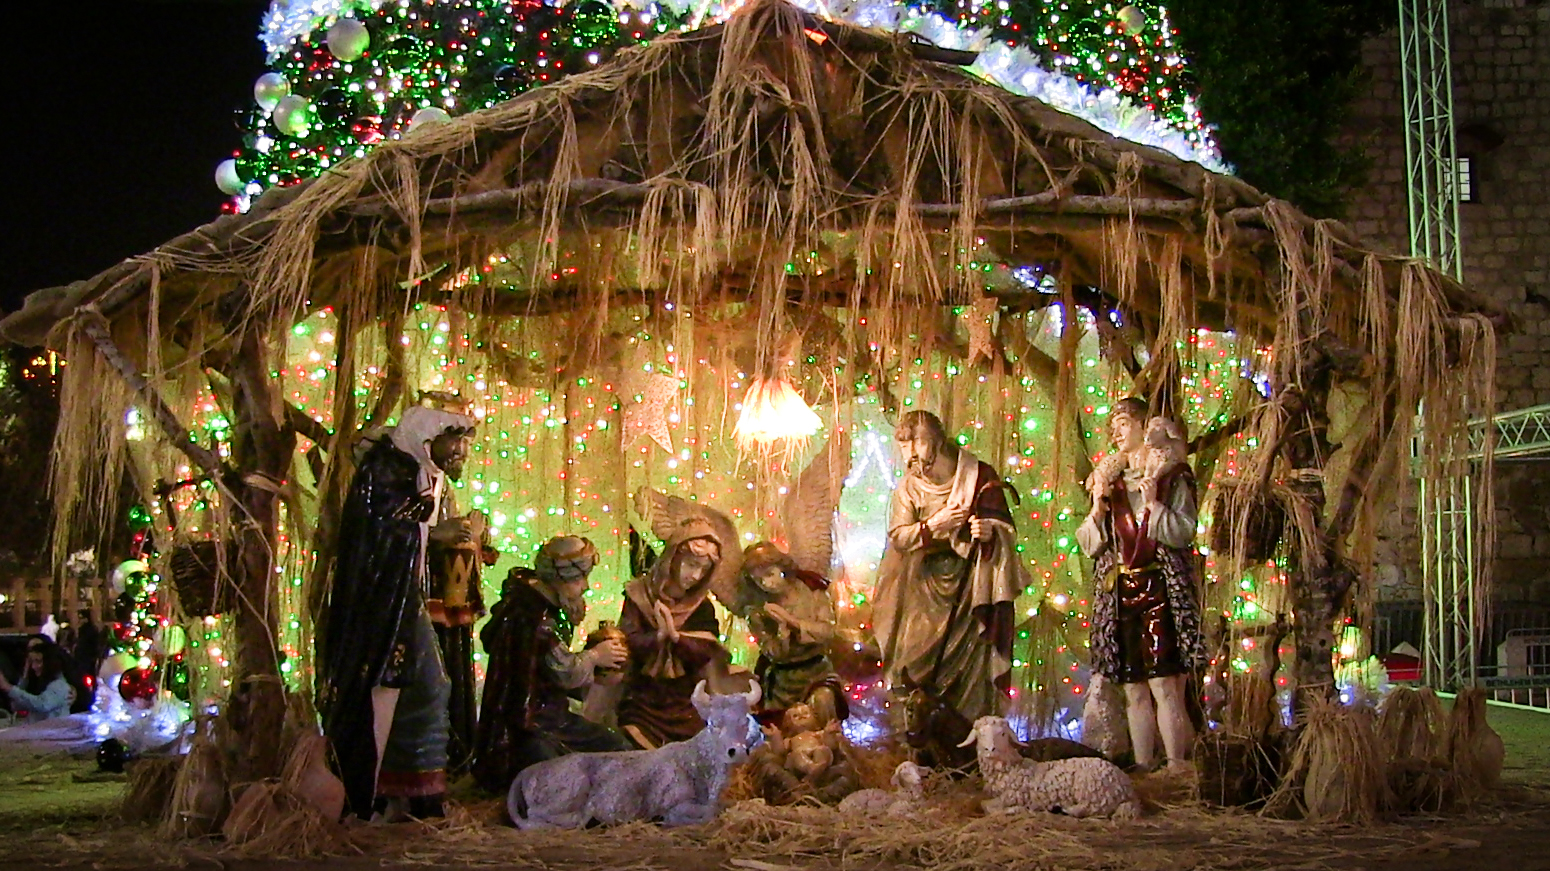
[6,1,272,315]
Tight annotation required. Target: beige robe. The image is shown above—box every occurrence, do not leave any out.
[872,449,1026,720]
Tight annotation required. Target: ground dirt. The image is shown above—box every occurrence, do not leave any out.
[3,703,1547,871]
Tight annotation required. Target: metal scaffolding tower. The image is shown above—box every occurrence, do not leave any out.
[1419,406,1550,690]
[1399,0,1475,689]
[1399,0,1463,280]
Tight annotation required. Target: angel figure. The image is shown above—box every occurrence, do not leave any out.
[615,490,746,749]
[730,430,850,719]
[740,542,841,716]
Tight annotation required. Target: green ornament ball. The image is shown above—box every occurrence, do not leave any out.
[128,504,154,531]
[1116,5,1148,36]
[272,94,312,137]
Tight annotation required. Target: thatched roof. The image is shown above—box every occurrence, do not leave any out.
[0,0,1502,353]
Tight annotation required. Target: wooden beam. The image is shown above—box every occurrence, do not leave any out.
[77,310,223,477]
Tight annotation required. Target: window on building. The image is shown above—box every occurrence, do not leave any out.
[1448,155,1479,204]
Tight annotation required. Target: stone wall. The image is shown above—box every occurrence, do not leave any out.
[1344,0,1550,608]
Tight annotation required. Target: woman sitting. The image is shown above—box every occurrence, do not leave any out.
[1,641,74,722]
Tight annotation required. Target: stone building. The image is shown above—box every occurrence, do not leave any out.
[1344,0,1549,644]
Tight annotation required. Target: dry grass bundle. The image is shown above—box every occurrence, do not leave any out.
[121,756,181,824]
[219,779,353,858]
[1224,674,1280,740]
[280,730,345,821]
[1378,686,1446,761]
[1376,686,1451,811]
[1208,481,1284,565]
[1269,696,1386,823]
[1445,688,1505,801]
[161,734,228,838]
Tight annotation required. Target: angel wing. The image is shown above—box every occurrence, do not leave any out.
[632,486,746,606]
[784,428,852,577]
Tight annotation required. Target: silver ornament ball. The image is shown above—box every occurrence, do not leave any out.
[214,158,245,196]
[272,94,312,137]
[327,17,370,62]
[409,106,452,129]
[253,72,290,112]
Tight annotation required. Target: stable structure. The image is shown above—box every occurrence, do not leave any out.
[1,1,1505,775]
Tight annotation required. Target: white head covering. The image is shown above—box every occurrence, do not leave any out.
[385,405,477,588]
[389,405,477,480]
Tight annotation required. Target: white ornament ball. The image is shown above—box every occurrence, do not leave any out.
[253,72,290,112]
[327,17,370,62]
[214,159,244,195]
[1116,5,1148,36]
[409,106,451,129]
[272,94,312,136]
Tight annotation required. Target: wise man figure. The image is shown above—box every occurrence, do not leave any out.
[615,519,731,749]
[1077,399,1204,772]
[426,501,497,773]
[873,410,1025,722]
[318,404,476,820]
[470,536,632,792]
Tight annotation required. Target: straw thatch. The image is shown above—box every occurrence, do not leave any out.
[0,0,1506,760]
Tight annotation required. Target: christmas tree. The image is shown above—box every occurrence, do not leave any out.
[916,0,1211,153]
[221,1,1219,208]
[220,0,685,211]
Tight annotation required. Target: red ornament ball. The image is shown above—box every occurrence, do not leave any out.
[118,667,158,703]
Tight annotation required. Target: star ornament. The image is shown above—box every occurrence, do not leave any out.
[623,371,677,453]
[965,295,1000,366]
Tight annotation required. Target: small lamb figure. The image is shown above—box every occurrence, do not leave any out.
[958,716,1142,820]
[508,681,762,828]
[836,760,927,816]
[1079,673,1132,760]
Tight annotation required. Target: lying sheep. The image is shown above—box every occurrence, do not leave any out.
[959,716,1141,820]
[836,760,926,816]
[508,681,761,828]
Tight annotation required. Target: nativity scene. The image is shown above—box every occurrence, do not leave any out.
[0,0,1516,859]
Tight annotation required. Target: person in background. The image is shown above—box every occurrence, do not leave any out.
[1,641,73,721]
[70,611,102,712]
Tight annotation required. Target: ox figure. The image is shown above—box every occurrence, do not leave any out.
[508,680,762,828]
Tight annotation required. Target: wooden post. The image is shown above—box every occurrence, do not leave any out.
[215,326,295,782]
[8,578,23,629]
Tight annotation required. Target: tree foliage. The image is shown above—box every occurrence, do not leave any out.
[1169,0,1397,217]
[0,346,59,571]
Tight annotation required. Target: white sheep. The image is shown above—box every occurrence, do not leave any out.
[958,716,1141,820]
[836,760,926,816]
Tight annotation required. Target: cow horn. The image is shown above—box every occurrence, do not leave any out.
[742,679,762,708]
[691,679,710,710]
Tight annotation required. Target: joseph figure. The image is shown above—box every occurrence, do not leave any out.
[873,410,1026,721]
